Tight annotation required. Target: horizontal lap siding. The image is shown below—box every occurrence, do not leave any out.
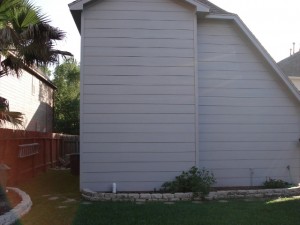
[0,72,53,132]
[197,20,300,187]
[81,0,196,191]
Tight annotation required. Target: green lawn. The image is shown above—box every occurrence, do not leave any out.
[11,170,300,225]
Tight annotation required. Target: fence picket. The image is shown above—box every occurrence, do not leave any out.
[0,128,79,185]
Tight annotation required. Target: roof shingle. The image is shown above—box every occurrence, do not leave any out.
[196,0,232,14]
[278,52,300,77]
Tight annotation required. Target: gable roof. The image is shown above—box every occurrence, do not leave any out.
[4,53,56,90]
[195,0,231,15]
[69,0,230,14]
[24,65,56,90]
[278,52,300,77]
[69,0,210,11]
[68,0,300,101]
[69,0,229,14]
[69,0,228,31]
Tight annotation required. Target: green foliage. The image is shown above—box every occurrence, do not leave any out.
[161,166,216,197]
[263,178,290,189]
[0,0,71,126]
[52,58,79,135]
[0,0,72,78]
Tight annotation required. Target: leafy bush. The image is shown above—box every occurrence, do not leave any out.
[263,178,289,189]
[161,167,216,197]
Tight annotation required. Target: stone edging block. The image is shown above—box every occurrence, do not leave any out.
[82,186,300,202]
[0,187,32,225]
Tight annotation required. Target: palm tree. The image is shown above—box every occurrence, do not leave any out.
[0,96,23,126]
[0,0,72,126]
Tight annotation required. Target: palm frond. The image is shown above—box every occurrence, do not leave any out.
[0,0,73,76]
[0,55,24,77]
[0,25,21,49]
[0,110,24,126]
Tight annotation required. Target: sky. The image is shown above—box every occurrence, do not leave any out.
[32,0,300,63]
[31,0,81,63]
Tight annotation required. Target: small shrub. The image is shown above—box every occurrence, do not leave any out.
[263,178,289,189]
[161,167,216,197]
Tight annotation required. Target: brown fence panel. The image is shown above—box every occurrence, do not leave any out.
[0,129,79,185]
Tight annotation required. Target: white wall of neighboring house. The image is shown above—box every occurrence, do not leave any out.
[0,70,54,132]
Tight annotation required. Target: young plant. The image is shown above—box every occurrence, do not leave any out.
[263,178,290,189]
[161,167,216,197]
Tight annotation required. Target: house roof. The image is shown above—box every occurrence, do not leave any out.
[7,53,56,90]
[24,66,56,90]
[69,0,231,32]
[68,0,300,101]
[277,52,300,77]
[195,0,231,15]
[69,0,82,6]
[69,0,229,14]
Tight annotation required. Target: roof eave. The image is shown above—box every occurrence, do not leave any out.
[69,0,210,11]
[185,0,210,13]
[205,14,300,101]
[68,0,90,10]
[70,10,81,33]
[6,52,56,89]
[68,0,211,32]
[24,66,57,90]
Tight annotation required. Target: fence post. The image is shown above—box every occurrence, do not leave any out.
[43,139,47,172]
[50,138,53,167]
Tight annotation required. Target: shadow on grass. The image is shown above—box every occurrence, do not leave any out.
[10,170,300,225]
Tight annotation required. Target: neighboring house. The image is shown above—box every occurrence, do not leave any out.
[278,52,300,91]
[0,64,55,132]
[69,0,300,191]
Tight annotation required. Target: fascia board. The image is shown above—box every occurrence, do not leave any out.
[206,14,300,101]
[69,0,89,10]
[69,0,210,12]
[184,0,210,13]
[6,52,56,89]
[69,0,210,32]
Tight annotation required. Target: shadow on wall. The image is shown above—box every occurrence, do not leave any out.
[26,81,53,133]
[26,101,53,133]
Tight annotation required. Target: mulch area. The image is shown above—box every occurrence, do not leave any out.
[0,189,22,216]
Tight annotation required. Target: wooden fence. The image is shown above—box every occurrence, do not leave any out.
[0,129,79,185]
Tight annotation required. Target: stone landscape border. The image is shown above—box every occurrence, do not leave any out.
[82,186,300,202]
[0,187,32,225]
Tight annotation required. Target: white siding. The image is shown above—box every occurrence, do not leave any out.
[0,71,53,132]
[81,0,196,191]
[197,20,300,187]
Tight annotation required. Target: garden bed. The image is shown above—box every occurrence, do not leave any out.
[81,186,300,202]
[0,189,22,216]
[0,188,32,225]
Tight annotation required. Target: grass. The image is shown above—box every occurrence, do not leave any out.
[9,170,300,225]
[15,170,81,225]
